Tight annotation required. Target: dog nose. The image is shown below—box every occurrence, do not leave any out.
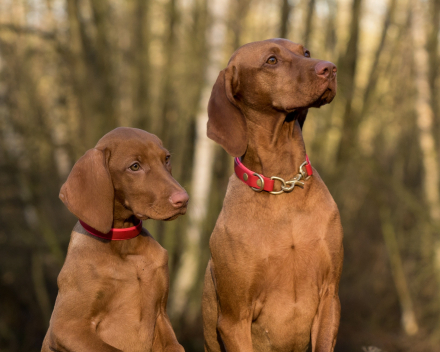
[169,191,189,208]
[315,61,337,79]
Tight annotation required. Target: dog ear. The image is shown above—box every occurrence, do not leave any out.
[59,148,114,234]
[298,109,309,130]
[207,68,247,157]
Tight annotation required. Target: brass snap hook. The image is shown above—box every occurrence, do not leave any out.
[270,176,287,195]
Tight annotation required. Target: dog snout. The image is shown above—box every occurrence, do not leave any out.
[169,191,189,209]
[315,61,337,79]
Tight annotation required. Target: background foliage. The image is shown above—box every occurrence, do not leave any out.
[0,0,439,351]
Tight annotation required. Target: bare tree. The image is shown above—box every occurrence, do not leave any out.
[170,0,230,321]
[303,0,315,48]
[411,0,440,333]
[279,0,293,38]
[335,0,363,162]
[133,0,151,129]
[380,207,418,335]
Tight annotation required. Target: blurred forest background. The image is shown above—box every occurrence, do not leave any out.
[0,0,439,351]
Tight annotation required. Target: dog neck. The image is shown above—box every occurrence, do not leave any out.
[241,109,307,180]
[112,198,139,228]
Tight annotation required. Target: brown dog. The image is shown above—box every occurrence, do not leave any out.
[42,127,188,352]
[202,39,343,352]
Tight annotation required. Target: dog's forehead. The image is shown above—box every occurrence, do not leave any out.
[98,127,160,144]
[230,39,305,63]
[96,127,166,156]
[265,38,305,52]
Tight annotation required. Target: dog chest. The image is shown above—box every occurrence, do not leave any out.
[251,297,317,352]
[95,250,169,350]
[55,234,170,352]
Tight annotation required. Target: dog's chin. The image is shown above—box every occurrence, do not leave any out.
[310,87,336,108]
[161,208,187,221]
[163,213,181,221]
[284,88,336,112]
[136,207,187,222]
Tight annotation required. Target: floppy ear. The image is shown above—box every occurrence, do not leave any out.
[298,109,309,130]
[207,68,247,157]
[59,148,114,234]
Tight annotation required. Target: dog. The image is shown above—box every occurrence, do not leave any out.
[42,127,188,352]
[202,39,343,352]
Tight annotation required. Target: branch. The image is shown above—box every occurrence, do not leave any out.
[0,24,56,41]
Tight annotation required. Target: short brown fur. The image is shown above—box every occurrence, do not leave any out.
[42,127,188,352]
[202,39,343,352]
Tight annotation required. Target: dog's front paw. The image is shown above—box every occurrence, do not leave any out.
[362,347,385,352]
[163,345,185,352]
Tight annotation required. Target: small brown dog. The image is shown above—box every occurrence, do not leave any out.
[42,127,188,352]
[202,39,343,352]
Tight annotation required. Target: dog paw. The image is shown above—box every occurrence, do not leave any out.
[362,346,385,352]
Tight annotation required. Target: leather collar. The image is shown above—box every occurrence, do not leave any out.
[79,219,143,240]
[234,155,313,194]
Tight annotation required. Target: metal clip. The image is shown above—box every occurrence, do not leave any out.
[283,175,305,192]
[270,176,287,195]
[252,159,311,195]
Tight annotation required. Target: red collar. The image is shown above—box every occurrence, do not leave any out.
[79,219,143,240]
[234,155,313,194]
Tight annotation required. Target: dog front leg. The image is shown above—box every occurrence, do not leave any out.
[152,313,184,352]
[310,289,341,352]
[46,328,122,352]
[217,314,253,352]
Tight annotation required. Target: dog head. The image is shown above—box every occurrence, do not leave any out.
[59,127,188,233]
[207,38,337,156]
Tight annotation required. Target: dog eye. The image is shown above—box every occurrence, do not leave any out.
[129,163,141,171]
[304,50,311,58]
[165,155,171,164]
[266,56,277,65]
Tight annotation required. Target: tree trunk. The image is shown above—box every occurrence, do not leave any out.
[335,0,363,163]
[303,0,316,48]
[427,0,440,153]
[133,0,151,129]
[380,207,419,336]
[412,0,440,223]
[88,0,117,139]
[31,251,52,327]
[324,0,337,55]
[279,0,293,39]
[170,0,230,320]
[360,0,397,119]
[411,0,440,332]
[158,0,178,146]
[229,0,251,50]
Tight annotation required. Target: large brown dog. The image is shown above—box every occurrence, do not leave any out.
[42,127,188,352]
[202,39,343,352]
